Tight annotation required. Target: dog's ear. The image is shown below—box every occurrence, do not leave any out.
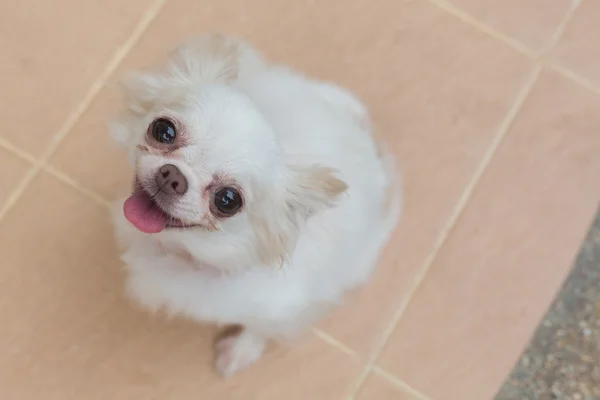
[119,34,266,115]
[169,34,241,84]
[285,164,348,217]
[119,70,176,115]
[250,165,347,266]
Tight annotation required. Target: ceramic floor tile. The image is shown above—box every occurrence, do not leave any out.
[0,172,362,399]
[0,0,154,155]
[378,69,600,400]
[355,372,421,400]
[551,0,600,87]
[445,0,573,52]
[0,148,30,209]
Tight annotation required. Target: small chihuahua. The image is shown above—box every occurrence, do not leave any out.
[111,34,401,377]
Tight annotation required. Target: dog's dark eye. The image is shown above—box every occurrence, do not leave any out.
[213,187,242,215]
[150,118,176,144]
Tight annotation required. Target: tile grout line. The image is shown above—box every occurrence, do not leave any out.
[372,366,436,400]
[311,328,357,357]
[0,138,39,220]
[539,0,583,57]
[424,0,581,60]
[0,137,38,165]
[423,0,600,99]
[43,165,113,208]
[347,64,543,399]
[0,0,168,222]
[550,62,600,96]
[424,0,536,58]
[0,139,112,208]
[533,0,599,98]
[0,167,40,220]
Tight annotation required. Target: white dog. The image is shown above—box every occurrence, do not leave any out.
[110,34,401,377]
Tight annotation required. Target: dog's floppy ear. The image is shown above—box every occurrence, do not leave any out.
[251,165,347,266]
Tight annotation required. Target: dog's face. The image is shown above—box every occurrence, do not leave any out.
[113,39,347,268]
[123,84,282,234]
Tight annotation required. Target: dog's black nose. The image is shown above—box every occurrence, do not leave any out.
[156,164,188,195]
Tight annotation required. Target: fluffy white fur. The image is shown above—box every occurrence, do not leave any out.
[111,34,401,377]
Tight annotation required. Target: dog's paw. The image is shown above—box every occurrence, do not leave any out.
[215,329,266,378]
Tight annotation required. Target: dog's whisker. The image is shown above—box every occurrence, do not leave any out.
[151,181,169,199]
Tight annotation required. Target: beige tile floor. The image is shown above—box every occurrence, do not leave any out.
[1,0,599,399]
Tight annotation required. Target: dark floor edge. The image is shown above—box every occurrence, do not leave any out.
[495,208,600,400]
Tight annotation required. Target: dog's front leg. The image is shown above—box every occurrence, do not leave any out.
[214,325,267,378]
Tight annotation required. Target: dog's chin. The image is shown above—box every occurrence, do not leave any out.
[123,182,200,234]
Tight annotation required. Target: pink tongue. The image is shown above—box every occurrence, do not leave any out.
[123,190,168,234]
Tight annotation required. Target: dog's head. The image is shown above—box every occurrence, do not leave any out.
[112,36,347,269]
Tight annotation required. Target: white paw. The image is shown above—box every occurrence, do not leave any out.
[215,330,266,378]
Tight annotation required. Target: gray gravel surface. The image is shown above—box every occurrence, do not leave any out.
[495,209,600,400]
